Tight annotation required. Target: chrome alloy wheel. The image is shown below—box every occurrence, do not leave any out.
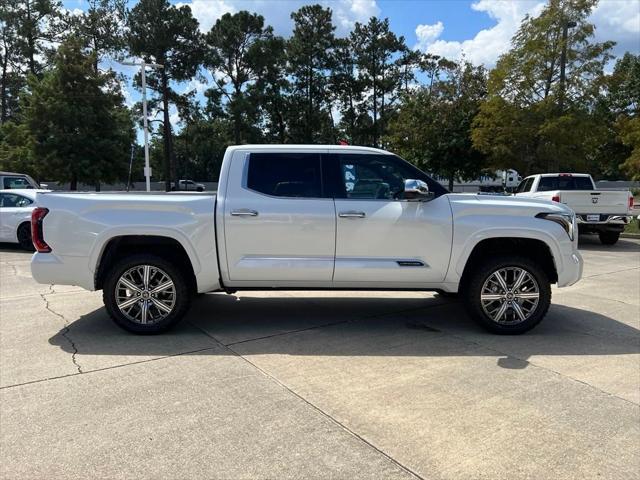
[115,265,176,324]
[480,267,540,325]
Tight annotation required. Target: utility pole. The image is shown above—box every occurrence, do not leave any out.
[121,60,164,192]
[558,20,577,116]
[556,19,576,172]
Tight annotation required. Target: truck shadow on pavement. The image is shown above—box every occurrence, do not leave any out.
[48,293,640,370]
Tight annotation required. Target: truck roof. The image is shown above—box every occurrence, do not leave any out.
[225,144,393,155]
[529,173,592,178]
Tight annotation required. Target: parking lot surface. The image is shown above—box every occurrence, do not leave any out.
[1,237,639,480]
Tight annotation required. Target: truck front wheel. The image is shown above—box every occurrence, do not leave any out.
[103,254,191,334]
[463,255,551,334]
[598,231,620,245]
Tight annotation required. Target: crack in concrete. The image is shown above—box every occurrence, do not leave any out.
[40,285,82,374]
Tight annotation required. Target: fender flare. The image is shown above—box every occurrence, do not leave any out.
[454,227,563,278]
[88,226,202,276]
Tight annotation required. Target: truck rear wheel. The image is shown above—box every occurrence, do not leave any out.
[598,231,620,245]
[463,255,551,334]
[103,254,191,334]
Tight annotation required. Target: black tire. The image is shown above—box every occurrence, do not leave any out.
[196,186,204,192]
[463,255,551,334]
[598,231,620,245]
[17,222,35,251]
[102,254,191,334]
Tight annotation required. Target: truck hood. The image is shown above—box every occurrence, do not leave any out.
[447,193,573,216]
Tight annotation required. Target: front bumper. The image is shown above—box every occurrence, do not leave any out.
[557,247,583,288]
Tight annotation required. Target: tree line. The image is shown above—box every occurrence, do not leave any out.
[1,0,638,191]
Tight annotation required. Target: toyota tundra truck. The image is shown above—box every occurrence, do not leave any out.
[30,145,583,335]
[515,173,634,245]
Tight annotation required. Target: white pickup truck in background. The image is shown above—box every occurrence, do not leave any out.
[515,173,634,245]
[30,145,583,335]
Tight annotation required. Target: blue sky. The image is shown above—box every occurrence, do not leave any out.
[62,0,640,133]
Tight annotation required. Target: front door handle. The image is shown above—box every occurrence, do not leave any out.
[338,211,366,218]
[230,209,258,217]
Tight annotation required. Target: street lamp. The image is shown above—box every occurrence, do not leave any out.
[121,60,164,192]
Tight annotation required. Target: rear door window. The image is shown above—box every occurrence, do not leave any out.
[516,178,533,193]
[247,153,323,198]
[0,193,32,207]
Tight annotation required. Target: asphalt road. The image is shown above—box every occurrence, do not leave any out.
[1,237,639,480]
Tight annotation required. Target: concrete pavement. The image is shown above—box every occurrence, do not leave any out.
[1,236,639,479]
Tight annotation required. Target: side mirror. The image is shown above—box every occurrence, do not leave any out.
[403,179,434,201]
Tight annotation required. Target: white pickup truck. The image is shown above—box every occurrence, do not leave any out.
[30,145,583,335]
[515,173,634,245]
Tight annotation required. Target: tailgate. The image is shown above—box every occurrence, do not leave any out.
[559,191,630,214]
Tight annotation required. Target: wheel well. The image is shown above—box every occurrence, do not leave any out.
[95,236,197,293]
[460,238,558,287]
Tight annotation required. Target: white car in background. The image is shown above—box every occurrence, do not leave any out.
[0,189,48,250]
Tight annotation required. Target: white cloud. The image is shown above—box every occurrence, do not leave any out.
[331,0,381,34]
[590,0,640,58]
[416,0,545,66]
[415,21,444,50]
[177,0,236,32]
[414,0,640,67]
[177,0,379,35]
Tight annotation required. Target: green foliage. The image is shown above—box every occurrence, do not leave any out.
[1,0,639,187]
[286,5,337,143]
[387,61,488,189]
[70,0,127,70]
[618,117,640,180]
[472,0,614,175]
[205,11,277,144]
[19,39,134,189]
[127,0,203,189]
[350,17,406,147]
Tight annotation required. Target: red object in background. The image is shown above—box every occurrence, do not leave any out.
[339,139,349,145]
[551,195,560,203]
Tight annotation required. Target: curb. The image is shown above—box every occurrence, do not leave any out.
[621,233,640,239]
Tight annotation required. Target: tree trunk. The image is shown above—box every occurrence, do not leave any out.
[161,71,175,192]
[1,54,8,124]
[233,84,241,144]
[306,65,312,143]
[448,175,454,192]
[26,1,36,75]
[372,61,378,148]
[70,173,78,191]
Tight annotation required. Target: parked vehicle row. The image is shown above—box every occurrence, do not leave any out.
[515,173,634,245]
[0,171,42,190]
[29,145,583,335]
[0,189,49,250]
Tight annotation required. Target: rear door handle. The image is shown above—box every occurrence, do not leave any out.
[338,211,366,218]
[230,209,258,217]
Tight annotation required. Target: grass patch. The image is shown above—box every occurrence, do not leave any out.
[624,217,640,234]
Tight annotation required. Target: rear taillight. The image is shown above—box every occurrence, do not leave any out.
[551,195,560,203]
[31,207,51,253]
[629,195,634,210]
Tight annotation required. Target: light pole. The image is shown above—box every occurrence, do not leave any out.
[558,20,577,115]
[555,20,577,172]
[121,60,164,192]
